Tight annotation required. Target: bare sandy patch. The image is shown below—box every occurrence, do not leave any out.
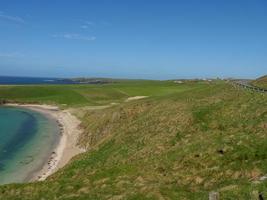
[125,96,148,102]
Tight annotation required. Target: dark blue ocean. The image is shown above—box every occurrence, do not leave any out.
[0,76,74,85]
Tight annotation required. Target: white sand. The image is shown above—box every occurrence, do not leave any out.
[125,96,148,102]
[5,103,85,181]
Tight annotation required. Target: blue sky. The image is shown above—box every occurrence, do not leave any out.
[0,0,266,79]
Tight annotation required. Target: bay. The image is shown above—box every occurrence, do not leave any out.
[0,106,60,184]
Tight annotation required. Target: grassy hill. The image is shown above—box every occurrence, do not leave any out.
[0,80,198,107]
[1,80,267,199]
[251,75,267,89]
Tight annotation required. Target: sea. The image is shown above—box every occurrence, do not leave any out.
[0,106,60,184]
[0,76,74,85]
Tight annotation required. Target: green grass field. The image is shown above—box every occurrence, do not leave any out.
[0,79,267,199]
[0,81,203,107]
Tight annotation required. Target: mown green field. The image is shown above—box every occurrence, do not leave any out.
[0,80,201,107]
[0,80,267,199]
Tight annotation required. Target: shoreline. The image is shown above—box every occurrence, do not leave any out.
[5,103,85,182]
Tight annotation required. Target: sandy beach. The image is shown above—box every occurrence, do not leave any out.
[5,103,85,181]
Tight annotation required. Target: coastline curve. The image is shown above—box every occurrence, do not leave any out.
[5,104,85,182]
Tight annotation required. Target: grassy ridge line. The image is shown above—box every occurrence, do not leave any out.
[252,75,267,89]
[1,81,267,199]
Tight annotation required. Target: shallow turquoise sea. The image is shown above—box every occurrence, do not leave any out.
[0,106,60,184]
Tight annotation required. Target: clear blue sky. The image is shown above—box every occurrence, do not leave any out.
[0,0,266,79]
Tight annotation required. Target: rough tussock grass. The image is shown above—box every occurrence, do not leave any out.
[252,75,267,89]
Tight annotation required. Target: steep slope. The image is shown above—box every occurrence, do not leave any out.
[252,75,267,89]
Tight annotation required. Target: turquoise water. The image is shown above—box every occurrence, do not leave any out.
[0,106,60,184]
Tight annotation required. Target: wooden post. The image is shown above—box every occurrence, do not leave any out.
[259,192,264,200]
[252,191,259,200]
[251,191,264,200]
[209,191,219,200]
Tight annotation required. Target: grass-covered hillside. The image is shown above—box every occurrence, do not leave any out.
[1,80,267,199]
[0,80,197,107]
[252,75,267,89]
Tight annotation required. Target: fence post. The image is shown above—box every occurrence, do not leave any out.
[259,192,264,200]
[209,191,219,200]
[251,191,264,200]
